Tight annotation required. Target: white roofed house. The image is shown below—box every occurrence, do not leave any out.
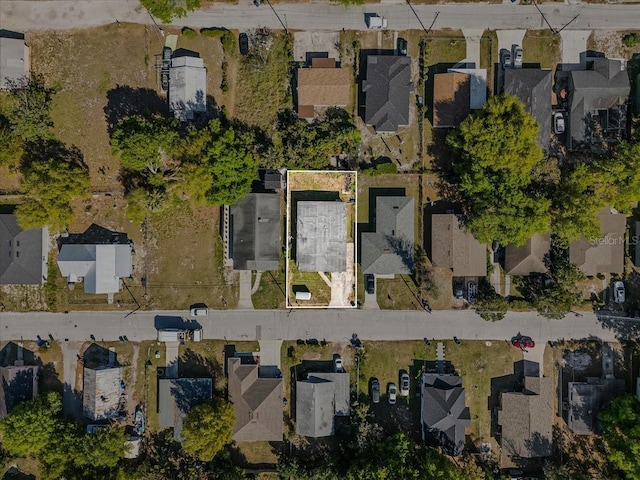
[168,52,207,121]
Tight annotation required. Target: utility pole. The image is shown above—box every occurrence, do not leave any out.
[146,9,164,37]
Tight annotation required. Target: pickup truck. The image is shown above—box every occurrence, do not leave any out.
[366,14,387,29]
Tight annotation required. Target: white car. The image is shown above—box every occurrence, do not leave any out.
[554,112,565,134]
[333,356,344,373]
[190,306,208,316]
[614,281,625,304]
[388,383,397,405]
[512,46,523,68]
[400,372,410,396]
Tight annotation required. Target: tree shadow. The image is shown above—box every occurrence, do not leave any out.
[178,348,222,382]
[83,343,120,369]
[20,138,88,173]
[104,85,169,135]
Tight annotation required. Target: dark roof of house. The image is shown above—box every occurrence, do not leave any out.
[362,56,412,132]
[158,378,213,442]
[361,196,415,275]
[260,169,283,191]
[568,58,630,148]
[0,214,47,285]
[61,223,129,245]
[504,68,552,150]
[569,208,625,276]
[230,193,281,271]
[504,233,550,276]
[0,365,38,419]
[432,72,471,128]
[431,214,486,277]
[421,374,470,456]
[296,201,347,272]
[227,357,282,441]
[568,377,625,435]
[498,376,553,458]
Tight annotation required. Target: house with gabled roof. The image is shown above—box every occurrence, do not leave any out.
[296,201,347,273]
[296,58,351,119]
[504,68,552,150]
[504,233,550,276]
[569,208,625,276]
[158,377,213,441]
[0,214,48,285]
[227,356,283,441]
[498,376,553,459]
[421,373,470,456]
[362,55,412,133]
[361,196,414,275]
[431,213,486,277]
[296,371,350,438]
[0,365,38,419]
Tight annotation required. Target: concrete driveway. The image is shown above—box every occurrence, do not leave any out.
[293,31,340,63]
[560,30,591,70]
[363,275,380,310]
[461,29,485,68]
[237,270,254,310]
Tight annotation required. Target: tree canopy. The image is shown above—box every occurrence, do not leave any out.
[181,397,236,462]
[600,394,640,479]
[447,94,550,246]
[0,113,23,168]
[7,74,55,141]
[15,140,90,230]
[140,0,201,23]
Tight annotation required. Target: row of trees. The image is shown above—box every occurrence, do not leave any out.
[447,94,640,247]
[1,76,91,230]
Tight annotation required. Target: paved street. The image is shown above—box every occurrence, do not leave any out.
[0,309,627,345]
[2,0,640,32]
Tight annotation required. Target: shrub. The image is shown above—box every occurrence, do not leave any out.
[182,27,197,38]
[221,31,236,54]
[362,161,398,176]
[201,28,225,38]
[622,33,640,47]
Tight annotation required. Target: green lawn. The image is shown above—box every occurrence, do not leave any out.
[523,30,561,69]
[376,275,423,310]
[288,261,332,307]
[252,269,287,310]
[480,30,498,96]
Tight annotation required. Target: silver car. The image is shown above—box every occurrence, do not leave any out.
[614,281,625,304]
[512,46,523,68]
[400,372,410,396]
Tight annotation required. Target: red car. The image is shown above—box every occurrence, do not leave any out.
[512,337,535,350]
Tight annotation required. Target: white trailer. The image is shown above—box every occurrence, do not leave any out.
[157,327,203,342]
[367,14,388,29]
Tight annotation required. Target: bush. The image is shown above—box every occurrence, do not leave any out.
[221,31,236,54]
[200,28,225,38]
[182,27,197,38]
[362,161,398,176]
[622,33,640,47]
[509,299,533,311]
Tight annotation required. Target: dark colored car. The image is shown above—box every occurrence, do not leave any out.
[239,33,250,55]
[397,37,407,56]
[453,280,464,299]
[365,274,375,294]
[162,46,172,69]
[370,378,380,404]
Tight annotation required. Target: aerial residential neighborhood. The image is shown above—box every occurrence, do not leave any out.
[1,0,640,479]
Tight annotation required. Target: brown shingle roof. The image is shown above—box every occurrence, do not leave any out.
[227,357,283,441]
[433,73,471,128]
[297,65,351,117]
[504,233,550,276]
[431,214,486,277]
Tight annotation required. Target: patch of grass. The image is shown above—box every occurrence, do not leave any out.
[252,269,287,309]
[376,275,422,310]
[182,27,198,38]
[145,342,166,432]
[97,71,111,95]
[234,32,293,132]
[425,34,467,66]
[288,261,332,306]
[523,30,561,69]
[233,441,279,467]
[44,255,58,311]
[480,31,498,96]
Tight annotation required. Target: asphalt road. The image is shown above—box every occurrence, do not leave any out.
[0,309,626,345]
[2,0,640,32]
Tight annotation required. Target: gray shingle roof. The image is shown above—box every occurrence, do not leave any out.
[498,376,553,458]
[362,56,412,133]
[157,377,213,442]
[296,201,347,272]
[0,31,28,88]
[0,214,47,285]
[568,58,630,149]
[569,208,625,276]
[504,233,550,276]
[421,374,470,455]
[568,377,625,435]
[0,365,38,419]
[431,214,486,277]
[504,68,552,150]
[230,193,281,271]
[227,357,283,441]
[296,377,335,437]
[361,196,414,275]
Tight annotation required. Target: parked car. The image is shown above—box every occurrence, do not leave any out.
[239,33,250,55]
[614,280,625,304]
[512,46,523,68]
[454,280,464,299]
[397,37,407,56]
[553,112,565,134]
[190,304,209,316]
[512,336,535,350]
[467,282,477,303]
[400,372,410,396]
[387,383,397,405]
[333,355,344,373]
[502,51,512,69]
[371,378,380,404]
[365,274,375,294]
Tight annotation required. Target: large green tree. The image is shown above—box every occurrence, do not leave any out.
[15,141,90,230]
[447,94,550,246]
[600,394,640,479]
[181,397,235,462]
[140,0,201,23]
[0,114,23,168]
[7,74,55,141]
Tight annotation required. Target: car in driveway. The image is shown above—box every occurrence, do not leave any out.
[387,382,397,405]
[614,280,625,304]
[370,378,380,404]
[553,112,565,134]
[454,280,464,299]
[190,304,209,316]
[365,274,375,294]
[239,33,250,55]
[397,37,407,55]
[512,45,523,68]
[333,355,344,373]
[512,336,535,350]
[400,372,410,396]
[502,51,512,69]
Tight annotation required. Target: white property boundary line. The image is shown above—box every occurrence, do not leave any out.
[285,170,358,309]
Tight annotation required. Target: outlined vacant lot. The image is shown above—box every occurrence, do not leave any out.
[286,171,357,308]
